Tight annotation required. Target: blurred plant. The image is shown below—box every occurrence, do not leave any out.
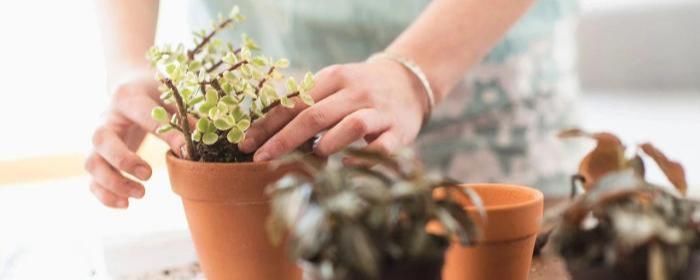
[147,6,315,162]
[544,129,698,280]
[266,149,484,280]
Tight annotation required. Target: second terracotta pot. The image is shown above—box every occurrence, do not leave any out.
[442,183,544,280]
[165,152,301,280]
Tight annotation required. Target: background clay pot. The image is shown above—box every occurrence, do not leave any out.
[442,183,544,280]
[166,152,301,280]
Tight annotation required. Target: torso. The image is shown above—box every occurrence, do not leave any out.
[189,0,582,195]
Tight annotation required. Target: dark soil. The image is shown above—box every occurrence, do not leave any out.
[193,132,253,162]
[192,131,317,163]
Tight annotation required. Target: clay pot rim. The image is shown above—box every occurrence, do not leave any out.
[459,183,543,213]
[166,151,277,167]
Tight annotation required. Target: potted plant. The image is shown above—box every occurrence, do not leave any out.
[546,129,700,280]
[147,6,316,280]
[442,182,544,280]
[266,149,484,280]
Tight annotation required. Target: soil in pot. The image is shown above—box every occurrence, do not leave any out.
[166,152,301,280]
[442,183,544,280]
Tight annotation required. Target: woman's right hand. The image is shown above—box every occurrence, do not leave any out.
[85,70,185,208]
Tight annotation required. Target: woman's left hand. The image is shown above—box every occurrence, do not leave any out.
[239,59,429,161]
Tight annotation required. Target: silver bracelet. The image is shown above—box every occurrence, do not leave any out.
[367,52,436,126]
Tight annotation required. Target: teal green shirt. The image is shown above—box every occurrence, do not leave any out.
[189,0,582,196]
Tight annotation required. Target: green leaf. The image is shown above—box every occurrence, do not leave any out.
[251,68,264,80]
[198,102,215,115]
[239,46,252,61]
[188,96,204,106]
[164,63,177,76]
[188,60,202,72]
[159,90,172,101]
[237,118,251,131]
[214,118,233,130]
[192,131,202,142]
[274,58,290,68]
[205,88,218,103]
[240,64,252,78]
[223,52,238,65]
[227,127,244,143]
[241,34,259,51]
[151,107,169,123]
[229,6,244,21]
[196,118,210,132]
[251,56,267,67]
[286,77,298,93]
[262,84,276,98]
[180,87,194,100]
[280,96,295,108]
[216,102,229,114]
[156,124,173,134]
[221,95,238,105]
[208,107,221,119]
[202,132,218,145]
[302,72,315,91]
[300,94,314,106]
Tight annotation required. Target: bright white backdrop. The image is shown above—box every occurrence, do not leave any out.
[0,0,698,279]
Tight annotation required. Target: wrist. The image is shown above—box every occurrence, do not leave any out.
[367,52,435,127]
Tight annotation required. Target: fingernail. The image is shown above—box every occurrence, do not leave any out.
[134,166,150,180]
[240,138,256,152]
[130,188,144,199]
[116,200,128,208]
[254,151,270,162]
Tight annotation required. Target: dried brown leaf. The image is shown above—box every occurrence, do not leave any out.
[559,129,627,190]
[640,143,687,195]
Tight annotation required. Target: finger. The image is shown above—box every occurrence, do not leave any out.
[314,109,391,157]
[239,65,346,153]
[365,131,401,155]
[90,181,129,209]
[92,127,152,180]
[85,153,145,199]
[254,89,368,161]
[112,91,186,154]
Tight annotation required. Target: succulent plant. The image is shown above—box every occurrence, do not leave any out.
[266,149,483,280]
[147,6,315,162]
[545,129,698,280]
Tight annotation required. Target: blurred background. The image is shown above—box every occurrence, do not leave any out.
[0,0,698,279]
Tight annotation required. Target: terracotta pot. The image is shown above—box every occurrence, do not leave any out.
[165,152,301,280]
[442,183,544,280]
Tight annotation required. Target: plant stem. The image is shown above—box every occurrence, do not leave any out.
[205,60,223,73]
[254,66,276,94]
[187,18,233,60]
[169,122,184,133]
[163,79,197,160]
[205,48,241,73]
[219,60,247,78]
[210,79,226,97]
[254,91,300,121]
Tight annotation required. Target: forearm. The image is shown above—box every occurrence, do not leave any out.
[386,0,534,102]
[96,0,160,87]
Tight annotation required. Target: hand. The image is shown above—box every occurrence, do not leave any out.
[85,70,185,208]
[239,59,428,161]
